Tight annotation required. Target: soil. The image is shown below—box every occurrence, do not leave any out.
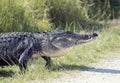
[49,51,120,83]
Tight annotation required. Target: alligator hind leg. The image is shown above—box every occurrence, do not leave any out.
[41,56,51,67]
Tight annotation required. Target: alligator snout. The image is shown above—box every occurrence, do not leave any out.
[78,33,98,40]
[89,33,98,39]
[92,33,98,37]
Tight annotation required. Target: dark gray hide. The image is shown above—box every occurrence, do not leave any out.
[0,31,98,72]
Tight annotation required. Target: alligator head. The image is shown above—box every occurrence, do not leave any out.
[51,31,98,48]
[41,30,98,57]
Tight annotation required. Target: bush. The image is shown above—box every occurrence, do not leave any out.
[47,0,88,28]
[23,0,52,31]
[0,0,51,32]
[0,0,119,32]
[0,1,27,32]
[47,0,113,30]
[109,0,120,19]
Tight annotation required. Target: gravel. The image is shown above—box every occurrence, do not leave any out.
[49,51,120,83]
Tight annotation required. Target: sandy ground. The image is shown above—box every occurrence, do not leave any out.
[48,51,120,83]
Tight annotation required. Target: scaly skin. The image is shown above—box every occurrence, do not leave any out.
[0,30,98,72]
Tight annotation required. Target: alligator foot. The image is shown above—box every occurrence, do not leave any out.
[18,62,27,74]
[41,56,51,68]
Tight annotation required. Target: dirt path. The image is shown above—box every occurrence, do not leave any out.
[49,51,120,83]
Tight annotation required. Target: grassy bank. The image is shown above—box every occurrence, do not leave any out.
[0,1,120,82]
[0,24,120,83]
[0,0,120,32]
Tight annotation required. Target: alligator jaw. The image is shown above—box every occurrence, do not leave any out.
[75,33,98,46]
[42,32,98,58]
[42,47,72,58]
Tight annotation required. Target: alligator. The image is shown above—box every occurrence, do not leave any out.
[0,30,98,72]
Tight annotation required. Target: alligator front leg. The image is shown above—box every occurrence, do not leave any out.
[41,56,51,67]
[19,43,33,73]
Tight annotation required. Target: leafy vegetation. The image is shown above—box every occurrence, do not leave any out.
[0,0,120,82]
[0,0,51,32]
[0,0,119,32]
[0,24,120,83]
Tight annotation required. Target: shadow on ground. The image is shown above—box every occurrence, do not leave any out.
[50,64,90,71]
[0,64,120,77]
[87,67,120,74]
[51,64,120,74]
[0,70,15,77]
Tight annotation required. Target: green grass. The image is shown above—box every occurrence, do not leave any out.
[0,0,51,32]
[0,24,120,83]
[0,1,119,82]
[1,0,119,32]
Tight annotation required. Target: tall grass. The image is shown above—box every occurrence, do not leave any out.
[47,0,88,27]
[22,0,52,31]
[0,24,120,83]
[0,0,51,32]
[47,0,117,30]
[0,0,120,82]
[0,0,119,32]
[109,0,120,19]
